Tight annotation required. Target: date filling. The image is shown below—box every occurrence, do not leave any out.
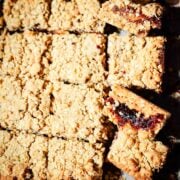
[105,97,164,130]
[111,5,161,28]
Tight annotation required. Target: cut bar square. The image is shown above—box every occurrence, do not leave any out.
[49,33,106,85]
[49,0,105,33]
[0,130,48,179]
[107,127,168,179]
[99,0,163,36]
[0,2,4,29]
[3,0,49,31]
[42,82,111,143]
[48,137,105,179]
[1,31,51,79]
[0,76,53,134]
[107,33,165,92]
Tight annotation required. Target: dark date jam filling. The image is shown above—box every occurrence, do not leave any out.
[105,97,164,130]
[111,5,161,28]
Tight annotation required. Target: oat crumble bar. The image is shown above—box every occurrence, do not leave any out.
[107,33,165,92]
[43,82,111,143]
[2,31,107,86]
[1,31,51,78]
[3,0,49,31]
[105,85,170,179]
[49,33,107,85]
[49,0,105,33]
[3,0,105,33]
[48,137,105,179]
[99,0,163,36]
[105,85,170,138]
[0,76,53,133]
[107,125,168,179]
[0,130,48,179]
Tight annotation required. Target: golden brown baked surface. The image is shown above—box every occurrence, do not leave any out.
[0,130,105,179]
[108,125,168,179]
[49,0,105,33]
[3,0,49,31]
[3,0,104,33]
[107,33,165,93]
[0,31,110,143]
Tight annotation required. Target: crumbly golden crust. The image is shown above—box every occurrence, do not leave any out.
[49,0,105,33]
[0,76,52,133]
[49,33,107,85]
[3,0,105,32]
[1,31,51,78]
[0,130,47,179]
[42,82,111,143]
[3,0,50,31]
[1,31,52,133]
[107,125,168,180]
[0,75,110,143]
[107,33,166,92]
[0,130,105,179]
[2,31,106,86]
[99,0,163,36]
[48,137,105,179]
